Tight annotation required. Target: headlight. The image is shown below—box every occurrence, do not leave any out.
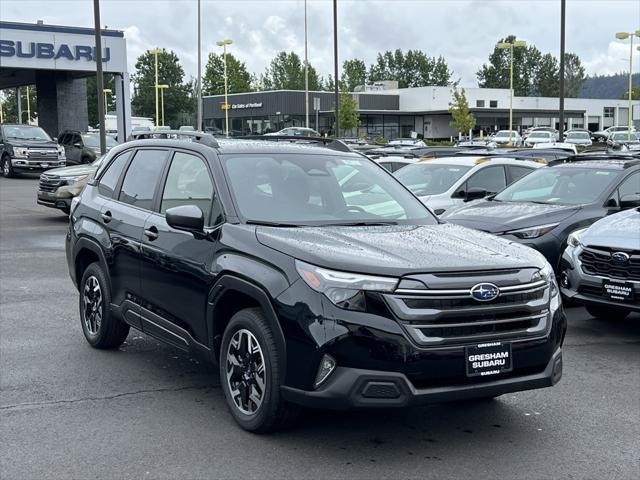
[295,260,398,310]
[567,227,587,248]
[12,147,29,158]
[505,223,559,239]
[59,175,88,185]
[538,262,559,299]
[57,145,66,159]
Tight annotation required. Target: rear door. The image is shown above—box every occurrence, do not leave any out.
[139,149,223,346]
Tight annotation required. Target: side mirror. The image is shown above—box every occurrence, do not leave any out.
[166,205,204,233]
[464,187,488,201]
[604,198,619,209]
[619,194,640,209]
[73,142,82,148]
[53,137,58,142]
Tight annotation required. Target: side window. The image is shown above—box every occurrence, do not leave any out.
[97,151,132,198]
[617,172,640,200]
[70,133,81,146]
[466,165,507,194]
[118,150,167,210]
[507,165,534,185]
[160,152,217,224]
[58,133,68,145]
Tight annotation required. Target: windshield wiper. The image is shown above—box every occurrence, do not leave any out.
[323,221,399,226]
[245,220,301,227]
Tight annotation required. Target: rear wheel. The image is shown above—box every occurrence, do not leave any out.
[220,307,299,433]
[586,304,630,321]
[2,155,15,178]
[79,263,129,348]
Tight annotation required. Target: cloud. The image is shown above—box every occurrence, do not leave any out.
[583,41,639,77]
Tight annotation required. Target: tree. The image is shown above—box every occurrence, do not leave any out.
[337,92,360,136]
[0,86,37,124]
[534,53,559,97]
[368,49,451,88]
[262,51,321,91]
[87,74,116,128]
[448,86,475,134]
[563,53,585,98]
[130,49,191,127]
[620,86,640,100]
[202,52,252,95]
[341,59,367,91]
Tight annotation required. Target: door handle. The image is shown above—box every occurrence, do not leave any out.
[101,211,112,223]
[144,226,159,241]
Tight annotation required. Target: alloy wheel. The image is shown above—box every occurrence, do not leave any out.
[82,275,103,335]
[226,328,266,415]
[2,160,8,176]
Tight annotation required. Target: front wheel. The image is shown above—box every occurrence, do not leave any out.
[2,156,15,178]
[220,308,299,433]
[586,304,630,321]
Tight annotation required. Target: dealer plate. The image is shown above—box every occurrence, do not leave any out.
[603,279,635,302]
[465,342,512,377]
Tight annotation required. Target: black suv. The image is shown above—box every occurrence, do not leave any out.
[58,130,119,165]
[0,123,66,177]
[66,132,566,432]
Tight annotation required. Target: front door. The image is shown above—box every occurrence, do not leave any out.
[140,150,222,345]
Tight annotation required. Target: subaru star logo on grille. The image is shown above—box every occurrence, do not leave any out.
[470,283,500,302]
[611,252,630,265]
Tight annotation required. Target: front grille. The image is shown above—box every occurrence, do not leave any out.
[579,247,640,282]
[384,271,550,346]
[28,148,58,159]
[38,175,64,193]
[578,285,605,298]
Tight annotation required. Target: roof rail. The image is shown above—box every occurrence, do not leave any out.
[239,135,352,153]
[129,130,219,148]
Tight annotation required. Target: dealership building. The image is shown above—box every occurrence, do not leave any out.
[0,20,131,139]
[203,85,640,139]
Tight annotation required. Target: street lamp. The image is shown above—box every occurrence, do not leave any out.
[149,48,163,127]
[216,39,233,138]
[497,39,527,146]
[103,88,111,128]
[615,30,640,141]
[158,84,169,127]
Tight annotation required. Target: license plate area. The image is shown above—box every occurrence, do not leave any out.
[465,342,512,377]
[603,279,634,302]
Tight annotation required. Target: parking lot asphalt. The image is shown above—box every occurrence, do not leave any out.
[1,174,639,480]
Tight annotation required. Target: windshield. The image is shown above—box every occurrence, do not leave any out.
[222,154,437,225]
[568,132,589,139]
[82,134,118,148]
[2,125,51,141]
[495,131,515,138]
[529,132,550,138]
[494,167,619,205]
[394,163,471,196]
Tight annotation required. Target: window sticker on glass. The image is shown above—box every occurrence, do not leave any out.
[342,159,362,166]
[595,171,612,176]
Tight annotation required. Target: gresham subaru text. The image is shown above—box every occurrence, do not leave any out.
[65,132,566,432]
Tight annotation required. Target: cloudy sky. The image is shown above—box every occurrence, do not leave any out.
[2,0,639,86]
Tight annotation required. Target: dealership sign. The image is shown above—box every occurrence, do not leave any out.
[0,23,127,73]
[231,102,263,110]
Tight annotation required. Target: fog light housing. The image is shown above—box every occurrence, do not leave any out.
[560,271,570,289]
[314,354,336,388]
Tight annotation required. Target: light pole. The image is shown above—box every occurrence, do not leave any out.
[103,88,111,128]
[26,85,31,123]
[197,0,202,131]
[304,0,309,128]
[615,30,640,141]
[332,0,339,137]
[216,39,233,138]
[150,48,163,127]
[497,39,527,146]
[158,84,169,127]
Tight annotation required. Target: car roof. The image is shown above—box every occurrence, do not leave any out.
[416,156,540,167]
[553,159,640,170]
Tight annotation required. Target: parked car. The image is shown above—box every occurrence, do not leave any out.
[388,138,426,147]
[498,148,574,164]
[0,123,66,177]
[374,155,418,172]
[532,143,578,155]
[394,156,543,216]
[66,132,565,432]
[524,131,556,147]
[607,131,640,147]
[264,127,321,137]
[37,155,104,214]
[524,127,559,140]
[492,130,523,146]
[443,157,640,270]
[58,131,118,165]
[593,126,636,142]
[560,207,640,320]
[564,131,593,147]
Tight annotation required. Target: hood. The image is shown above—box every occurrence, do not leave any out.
[581,208,640,250]
[42,163,97,177]
[10,138,57,148]
[442,200,581,233]
[256,223,546,276]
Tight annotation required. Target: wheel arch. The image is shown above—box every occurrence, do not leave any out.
[73,237,110,291]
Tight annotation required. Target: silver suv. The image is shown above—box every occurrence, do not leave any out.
[560,207,640,320]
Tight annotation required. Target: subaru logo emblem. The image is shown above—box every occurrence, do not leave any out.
[470,283,500,302]
[611,252,630,265]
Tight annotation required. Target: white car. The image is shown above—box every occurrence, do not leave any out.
[492,130,523,146]
[593,126,636,141]
[393,156,544,216]
[525,127,559,141]
[264,127,321,137]
[532,142,578,154]
[373,155,418,173]
[564,131,592,146]
[524,131,556,147]
[388,138,426,147]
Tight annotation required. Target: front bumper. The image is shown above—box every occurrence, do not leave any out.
[282,347,563,409]
[37,191,72,211]
[12,158,65,172]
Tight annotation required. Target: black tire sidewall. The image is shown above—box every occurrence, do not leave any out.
[2,156,14,178]
[79,263,112,346]
[219,309,282,432]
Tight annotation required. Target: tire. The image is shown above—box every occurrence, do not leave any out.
[220,307,299,433]
[2,155,15,178]
[79,262,129,349]
[586,304,630,321]
[81,156,91,165]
